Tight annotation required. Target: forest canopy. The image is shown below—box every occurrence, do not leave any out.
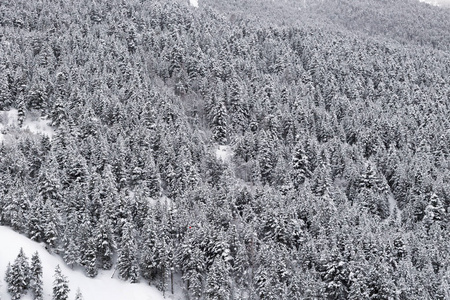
[0,0,449,299]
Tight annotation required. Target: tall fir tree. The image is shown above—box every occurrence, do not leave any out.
[6,248,31,300]
[53,265,70,300]
[117,220,140,283]
[30,252,43,300]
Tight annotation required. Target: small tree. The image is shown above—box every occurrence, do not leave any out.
[53,265,70,300]
[4,262,12,286]
[30,252,43,300]
[74,288,83,300]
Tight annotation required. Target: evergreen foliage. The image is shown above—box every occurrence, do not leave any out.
[52,265,69,300]
[0,0,449,299]
[5,248,30,300]
[30,252,43,300]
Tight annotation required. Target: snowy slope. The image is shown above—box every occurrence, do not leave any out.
[0,226,166,300]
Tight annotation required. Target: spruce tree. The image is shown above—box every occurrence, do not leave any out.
[95,212,115,270]
[205,257,231,300]
[117,220,140,283]
[53,265,70,300]
[30,252,43,300]
[6,248,31,300]
[211,101,228,144]
[74,288,83,300]
[292,143,310,186]
[82,239,98,278]
[4,262,12,287]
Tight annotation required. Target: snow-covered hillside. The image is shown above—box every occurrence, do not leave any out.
[0,226,166,300]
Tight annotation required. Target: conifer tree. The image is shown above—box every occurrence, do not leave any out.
[205,257,231,300]
[53,265,70,300]
[42,201,61,248]
[27,196,45,243]
[117,220,140,283]
[6,248,31,300]
[211,101,228,145]
[4,263,12,290]
[95,212,115,270]
[292,143,311,186]
[82,238,98,278]
[74,289,83,300]
[30,252,43,300]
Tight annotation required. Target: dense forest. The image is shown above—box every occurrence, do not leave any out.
[0,0,449,299]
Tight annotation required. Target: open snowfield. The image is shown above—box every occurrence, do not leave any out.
[0,226,166,300]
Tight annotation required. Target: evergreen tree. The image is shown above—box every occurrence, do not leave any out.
[30,252,43,300]
[4,263,11,289]
[82,238,98,278]
[6,248,31,300]
[117,220,140,283]
[62,214,80,269]
[205,257,231,300]
[27,196,45,243]
[95,212,115,270]
[292,143,311,186]
[0,65,12,109]
[423,193,446,230]
[211,101,228,144]
[74,288,83,300]
[53,265,70,300]
[42,201,61,248]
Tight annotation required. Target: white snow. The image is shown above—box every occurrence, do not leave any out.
[215,145,232,162]
[0,109,54,143]
[189,0,198,7]
[387,192,402,223]
[0,226,166,300]
[419,0,450,6]
[22,118,54,137]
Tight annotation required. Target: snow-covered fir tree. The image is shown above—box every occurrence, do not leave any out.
[30,251,43,300]
[53,265,70,300]
[5,248,30,300]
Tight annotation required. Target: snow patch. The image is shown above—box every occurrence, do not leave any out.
[215,145,232,162]
[147,195,173,208]
[0,226,166,300]
[22,118,54,137]
[189,0,198,7]
[419,0,450,6]
[387,192,402,223]
[0,109,54,143]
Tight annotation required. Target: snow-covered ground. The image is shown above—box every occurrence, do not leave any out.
[419,0,450,6]
[215,145,232,162]
[0,109,54,143]
[387,192,402,223]
[0,226,166,300]
[189,0,198,8]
